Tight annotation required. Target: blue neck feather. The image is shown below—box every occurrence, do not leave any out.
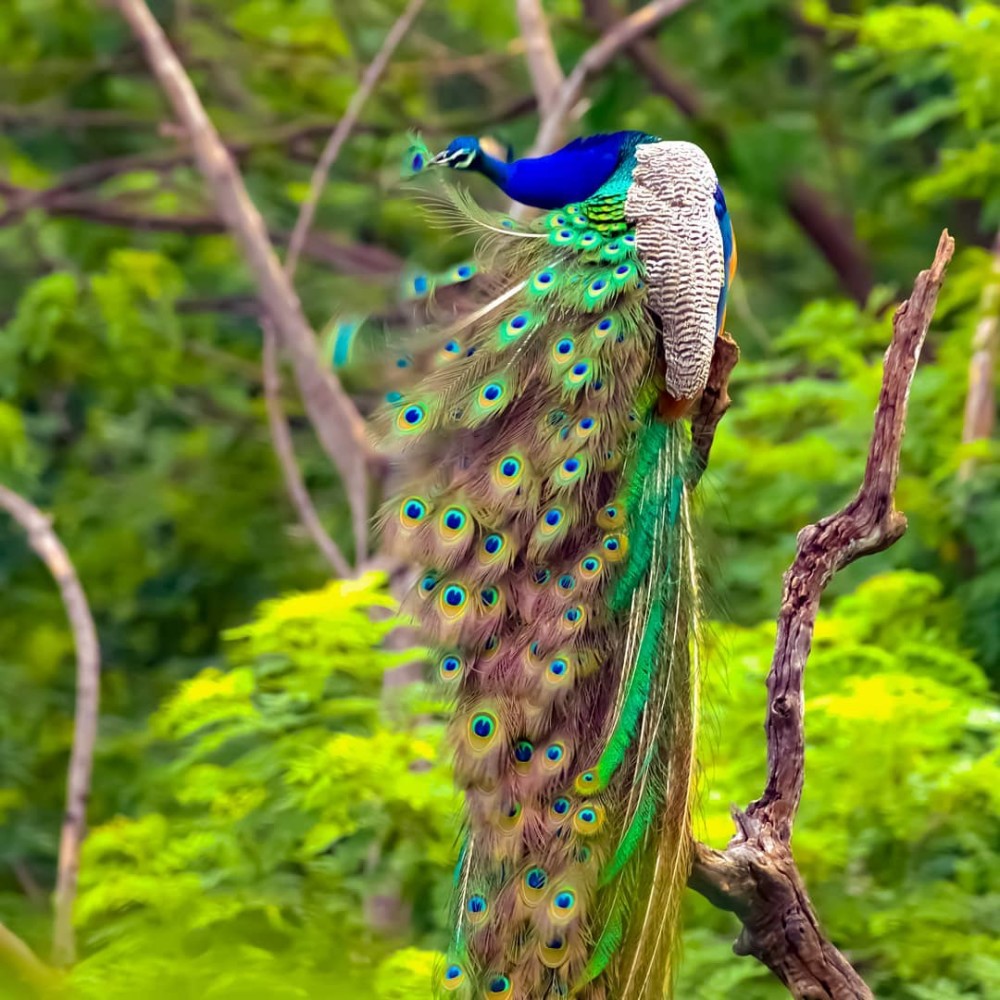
[470,131,655,210]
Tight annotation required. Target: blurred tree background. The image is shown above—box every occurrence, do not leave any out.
[0,0,997,997]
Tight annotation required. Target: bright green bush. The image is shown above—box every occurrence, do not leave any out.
[64,570,997,999]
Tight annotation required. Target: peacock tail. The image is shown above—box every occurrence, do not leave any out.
[368,132,735,999]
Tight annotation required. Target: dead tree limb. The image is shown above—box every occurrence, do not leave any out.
[689,331,740,485]
[0,487,101,968]
[688,231,955,998]
[113,0,373,546]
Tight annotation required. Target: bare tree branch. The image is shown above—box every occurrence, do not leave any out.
[0,486,101,968]
[267,0,424,567]
[528,0,698,157]
[515,0,566,121]
[581,0,703,116]
[959,228,999,481]
[689,332,740,485]
[0,182,402,276]
[284,0,425,276]
[688,231,955,998]
[113,0,373,547]
[581,0,875,303]
[0,921,58,995]
[262,329,352,576]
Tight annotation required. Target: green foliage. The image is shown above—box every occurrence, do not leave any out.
[69,574,457,998]
[63,571,998,998]
[682,571,999,999]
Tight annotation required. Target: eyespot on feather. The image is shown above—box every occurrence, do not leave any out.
[538,506,565,538]
[400,496,430,529]
[589,314,618,343]
[542,742,566,771]
[492,453,524,490]
[597,504,625,530]
[520,866,548,906]
[572,803,606,836]
[545,656,573,687]
[539,935,569,968]
[549,796,571,821]
[497,310,537,347]
[551,335,575,366]
[549,889,577,923]
[529,267,559,296]
[600,238,625,261]
[466,893,489,926]
[601,533,628,561]
[396,402,427,434]
[438,583,469,621]
[486,975,511,997]
[438,505,472,543]
[480,632,503,662]
[468,711,498,752]
[513,739,534,774]
[438,651,464,681]
[440,963,466,991]
[610,261,638,288]
[551,454,587,489]
[497,801,522,833]
[563,359,593,392]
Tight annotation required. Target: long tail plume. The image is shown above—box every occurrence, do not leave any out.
[367,163,709,999]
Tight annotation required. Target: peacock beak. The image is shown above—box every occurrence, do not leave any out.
[430,149,464,166]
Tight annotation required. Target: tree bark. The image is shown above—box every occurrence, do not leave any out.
[0,487,101,968]
[687,231,955,998]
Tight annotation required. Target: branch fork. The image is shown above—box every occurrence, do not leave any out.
[687,231,955,999]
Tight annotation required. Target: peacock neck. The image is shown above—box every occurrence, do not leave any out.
[472,150,512,192]
[469,144,620,210]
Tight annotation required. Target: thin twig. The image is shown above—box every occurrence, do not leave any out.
[284,0,426,276]
[269,0,424,567]
[0,182,402,275]
[959,228,999,481]
[515,0,566,120]
[0,921,58,995]
[0,487,101,968]
[262,329,352,576]
[688,231,955,998]
[113,0,373,544]
[528,0,698,157]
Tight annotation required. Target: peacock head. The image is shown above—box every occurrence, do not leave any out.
[431,136,482,170]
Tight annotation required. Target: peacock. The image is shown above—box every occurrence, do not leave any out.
[368,130,736,999]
